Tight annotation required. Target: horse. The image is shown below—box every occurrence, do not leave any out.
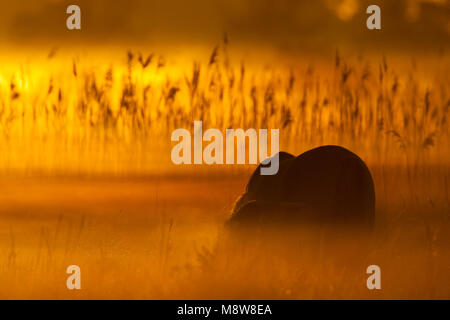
[227,145,375,229]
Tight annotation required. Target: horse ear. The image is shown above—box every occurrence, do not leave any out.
[227,201,263,228]
[231,193,249,216]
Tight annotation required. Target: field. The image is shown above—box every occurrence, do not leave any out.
[0,44,449,299]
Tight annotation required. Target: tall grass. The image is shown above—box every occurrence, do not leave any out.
[0,45,448,299]
[0,45,448,175]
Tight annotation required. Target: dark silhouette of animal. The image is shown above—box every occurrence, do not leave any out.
[227,145,375,228]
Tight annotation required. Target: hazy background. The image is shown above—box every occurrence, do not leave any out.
[0,1,448,300]
[1,0,448,54]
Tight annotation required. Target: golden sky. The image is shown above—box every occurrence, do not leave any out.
[0,0,448,53]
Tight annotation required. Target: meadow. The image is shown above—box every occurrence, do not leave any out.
[0,43,448,299]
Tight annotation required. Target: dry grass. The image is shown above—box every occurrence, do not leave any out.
[1,44,448,173]
[0,44,448,299]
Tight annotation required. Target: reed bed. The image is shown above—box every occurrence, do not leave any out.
[0,45,448,299]
[0,45,448,175]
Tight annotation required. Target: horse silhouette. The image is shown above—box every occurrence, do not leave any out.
[227,145,375,228]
